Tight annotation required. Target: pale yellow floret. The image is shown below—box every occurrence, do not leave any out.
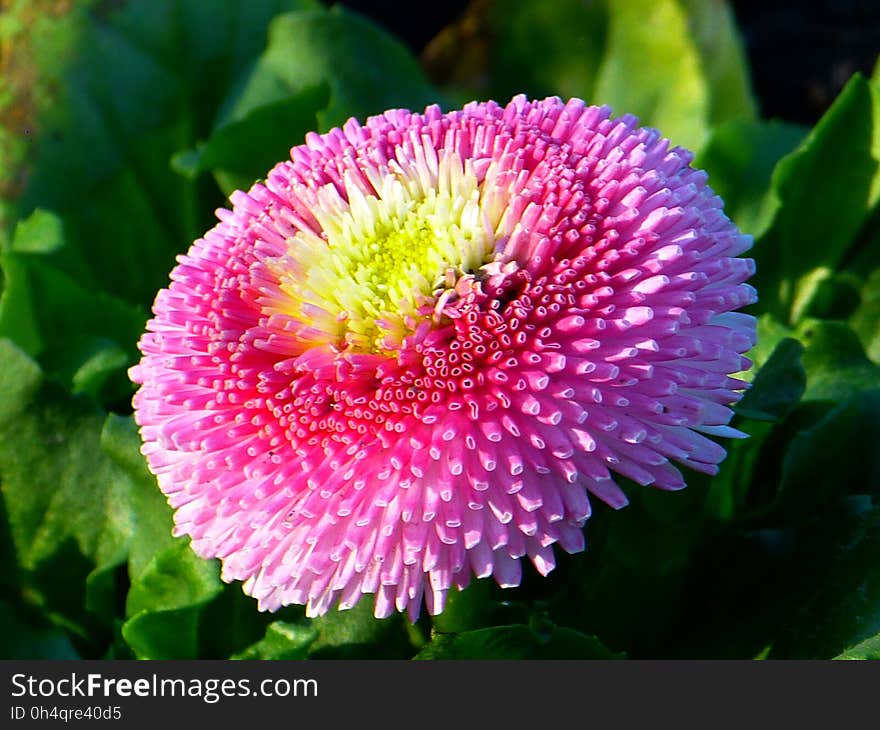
[273,152,501,354]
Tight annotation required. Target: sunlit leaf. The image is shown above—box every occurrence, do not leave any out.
[851,268,880,363]
[836,632,880,660]
[121,542,223,660]
[594,0,754,150]
[752,74,880,325]
[232,621,318,660]
[797,319,880,402]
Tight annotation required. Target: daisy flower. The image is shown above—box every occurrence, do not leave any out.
[130,96,757,620]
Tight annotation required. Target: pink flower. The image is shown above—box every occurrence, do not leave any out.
[130,96,756,621]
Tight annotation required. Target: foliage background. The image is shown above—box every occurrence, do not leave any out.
[0,0,879,660]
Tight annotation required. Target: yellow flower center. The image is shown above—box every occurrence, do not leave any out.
[268,152,500,354]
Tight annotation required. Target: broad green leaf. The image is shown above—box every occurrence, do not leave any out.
[752,74,880,325]
[769,502,880,658]
[174,83,330,195]
[306,600,416,659]
[487,0,609,103]
[710,326,879,527]
[224,7,438,134]
[836,632,880,660]
[703,418,774,522]
[544,489,706,656]
[696,119,806,237]
[232,621,318,660]
[851,268,880,363]
[677,0,757,127]
[594,0,706,149]
[457,0,753,152]
[0,340,130,574]
[0,339,132,649]
[797,320,880,402]
[121,542,223,660]
[125,542,221,617]
[99,414,176,579]
[799,270,864,322]
[735,338,805,422]
[670,498,880,660]
[428,578,521,634]
[0,210,146,405]
[706,337,806,522]
[4,207,64,254]
[746,313,795,375]
[772,392,880,523]
[121,608,204,660]
[415,622,622,659]
[196,587,311,660]
[14,0,319,312]
[593,0,754,150]
[0,337,42,422]
[19,10,197,307]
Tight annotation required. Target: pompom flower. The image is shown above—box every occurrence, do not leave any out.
[131,96,757,620]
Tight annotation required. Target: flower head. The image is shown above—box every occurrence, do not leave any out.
[131,96,757,620]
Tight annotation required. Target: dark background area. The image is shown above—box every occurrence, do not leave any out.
[332,0,880,126]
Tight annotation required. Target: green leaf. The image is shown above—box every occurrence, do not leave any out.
[415,622,623,660]
[703,418,775,523]
[429,579,504,634]
[851,268,880,363]
[487,0,609,103]
[121,608,204,661]
[706,337,807,522]
[797,320,880,403]
[752,74,880,325]
[594,0,706,149]
[735,338,806,422]
[0,340,131,575]
[594,0,754,150]
[772,392,880,523]
[174,83,330,195]
[19,10,197,308]
[769,502,880,658]
[745,313,795,375]
[0,339,133,649]
[232,621,318,659]
[224,7,438,134]
[480,0,754,151]
[125,542,221,617]
[15,0,320,312]
[4,207,64,254]
[121,542,223,660]
[696,119,806,238]
[677,0,758,128]
[541,488,707,656]
[0,337,42,422]
[836,632,880,660]
[306,600,416,659]
[99,414,176,579]
[0,212,146,405]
